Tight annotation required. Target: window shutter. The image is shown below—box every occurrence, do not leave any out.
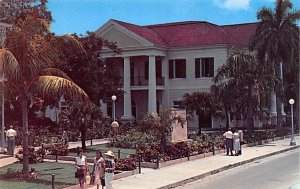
[195,58,200,78]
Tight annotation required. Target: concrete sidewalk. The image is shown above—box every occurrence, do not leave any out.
[67,138,110,149]
[87,136,300,189]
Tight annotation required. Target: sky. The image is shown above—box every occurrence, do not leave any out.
[48,0,300,35]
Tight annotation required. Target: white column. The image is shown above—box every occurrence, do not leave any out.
[148,55,157,113]
[270,91,277,124]
[279,62,286,116]
[161,57,169,108]
[121,57,134,121]
[100,100,107,116]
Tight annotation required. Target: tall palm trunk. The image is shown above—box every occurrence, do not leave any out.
[247,89,255,132]
[80,125,86,150]
[224,106,230,129]
[21,98,29,178]
[197,112,202,135]
[275,58,283,127]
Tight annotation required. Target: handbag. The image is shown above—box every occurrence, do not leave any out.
[75,170,84,178]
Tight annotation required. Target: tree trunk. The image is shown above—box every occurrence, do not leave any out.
[80,126,86,150]
[247,89,255,132]
[275,58,283,127]
[160,133,167,151]
[21,98,29,178]
[197,113,201,135]
[225,106,230,129]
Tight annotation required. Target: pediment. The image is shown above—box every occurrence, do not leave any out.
[95,20,153,49]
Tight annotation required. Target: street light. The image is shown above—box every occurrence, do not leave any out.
[0,73,6,154]
[289,99,296,146]
[111,95,117,121]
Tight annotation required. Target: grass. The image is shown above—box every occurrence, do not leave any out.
[68,144,136,159]
[0,162,93,189]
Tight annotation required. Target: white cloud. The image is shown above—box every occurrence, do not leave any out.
[214,0,251,10]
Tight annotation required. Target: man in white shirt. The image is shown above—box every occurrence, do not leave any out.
[223,127,233,156]
[6,125,17,156]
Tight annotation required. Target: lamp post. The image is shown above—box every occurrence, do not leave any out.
[289,99,296,146]
[0,73,6,154]
[111,95,116,121]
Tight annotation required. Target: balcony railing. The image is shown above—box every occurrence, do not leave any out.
[120,77,165,86]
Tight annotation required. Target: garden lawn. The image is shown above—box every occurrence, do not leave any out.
[0,162,92,189]
[68,144,136,159]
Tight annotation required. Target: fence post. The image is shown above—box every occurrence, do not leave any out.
[77,146,80,156]
[187,148,190,161]
[52,174,55,189]
[212,142,215,155]
[156,154,159,169]
[118,149,121,159]
[55,149,58,162]
[138,155,141,174]
[41,144,45,159]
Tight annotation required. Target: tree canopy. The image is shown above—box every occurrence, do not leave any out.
[0,0,52,24]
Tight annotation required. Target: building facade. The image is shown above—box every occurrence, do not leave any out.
[97,20,280,129]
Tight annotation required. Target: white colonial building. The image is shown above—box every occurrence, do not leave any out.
[95,19,276,129]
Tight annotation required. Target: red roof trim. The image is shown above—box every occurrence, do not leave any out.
[110,19,258,48]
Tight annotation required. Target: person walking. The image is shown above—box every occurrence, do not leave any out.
[61,130,69,145]
[6,125,17,156]
[233,130,240,156]
[223,127,233,156]
[93,150,105,189]
[75,150,88,189]
[238,129,244,155]
[104,150,116,189]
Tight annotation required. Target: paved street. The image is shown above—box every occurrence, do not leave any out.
[175,149,300,189]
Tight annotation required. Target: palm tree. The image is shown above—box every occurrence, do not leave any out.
[249,0,300,126]
[210,83,238,129]
[182,91,214,134]
[141,108,185,150]
[59,102,102,150]
[214,49,276,131]
[0,11,88,177]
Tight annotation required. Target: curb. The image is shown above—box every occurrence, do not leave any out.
[158,145,300,189]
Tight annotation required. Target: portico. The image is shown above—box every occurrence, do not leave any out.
[95,19,168,121]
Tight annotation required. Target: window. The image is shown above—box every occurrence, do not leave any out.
[173,100,184,108]
[169,59,186,79]
[195,58,214,78]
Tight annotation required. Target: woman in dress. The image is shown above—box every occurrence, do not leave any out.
[75,150,88,189]
[233,130,240,156]
[93,150,105,189]
[104,150,116,189]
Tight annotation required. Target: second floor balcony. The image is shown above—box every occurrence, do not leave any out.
[120,76,165,86]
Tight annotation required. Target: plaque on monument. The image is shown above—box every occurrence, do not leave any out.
[170,108,187,143]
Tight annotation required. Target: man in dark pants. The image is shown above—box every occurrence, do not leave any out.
[223,127,233,156]
[6,125,17,156]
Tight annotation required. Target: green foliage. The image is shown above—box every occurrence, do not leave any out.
[182,91,214,133]
[116,158,137,171]
[110,129,157,149]
[44,143,68,156]
[61,32,122,105]
[15,147,44,164]
[0,0,52,24]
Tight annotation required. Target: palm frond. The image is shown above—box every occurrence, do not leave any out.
[29,76,89,102]
[0,48,22,82]
[39,68,73,81]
